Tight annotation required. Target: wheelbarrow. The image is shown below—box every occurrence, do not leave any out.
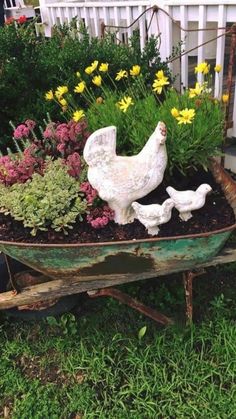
[0,160,236,324]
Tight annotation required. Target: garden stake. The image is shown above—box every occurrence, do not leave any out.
[87,287,173,326]
[183,269,205,324]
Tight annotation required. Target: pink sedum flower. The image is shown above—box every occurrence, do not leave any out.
[87,204,114,229]
[55,123,70,143]
[13,124,30,140]
[65,152,81,178]
[0,156,18,185]
[43,123,56,140]
[80,181,98,204]
[25,119,36,130]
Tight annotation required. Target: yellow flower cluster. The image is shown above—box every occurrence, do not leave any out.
[194,62,222,75]
[45,85,69,108]
[115,65,141,81]
[45,85,85,122]
[84,61,109,76]
[152,70,169,94]
[171,108,195,125]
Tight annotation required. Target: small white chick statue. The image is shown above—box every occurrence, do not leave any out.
[166,184,212,222]
[131,199,175,236]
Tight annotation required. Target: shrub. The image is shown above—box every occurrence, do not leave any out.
[0,20,170,151]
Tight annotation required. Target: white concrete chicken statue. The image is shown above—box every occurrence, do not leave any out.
[83,122,168,224]
[166,184,212,221]
[132,199,175,236]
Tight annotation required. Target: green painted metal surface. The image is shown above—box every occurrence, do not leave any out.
[0,227,233,282]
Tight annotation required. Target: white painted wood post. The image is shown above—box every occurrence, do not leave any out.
[38,0,52,37]
[214,4,226,99]
[180,5,188,91]
[197,5,206,86]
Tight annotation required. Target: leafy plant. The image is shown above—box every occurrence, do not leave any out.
[50,60,225,175]
[0,159,87,235]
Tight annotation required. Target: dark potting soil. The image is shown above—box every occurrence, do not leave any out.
[0,169,235,244]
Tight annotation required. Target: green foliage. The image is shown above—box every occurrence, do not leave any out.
[156,89,224,174]
[1,265,236,418]
[46,313,78,336]
[0,21,170,151]
[87,86,224,174]
[0,160,87,235]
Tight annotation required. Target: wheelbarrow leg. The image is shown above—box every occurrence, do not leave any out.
[88,287,173,326]
[183,269,205,324]
[3,254,20,295]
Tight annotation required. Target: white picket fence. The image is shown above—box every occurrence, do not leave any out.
[38,0,236,136]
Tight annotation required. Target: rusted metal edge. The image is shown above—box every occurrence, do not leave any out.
[0,222,234,248]
[0,223,235,249]
[210,158,236,218]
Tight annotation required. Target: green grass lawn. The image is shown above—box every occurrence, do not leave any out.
[1,259,236,418]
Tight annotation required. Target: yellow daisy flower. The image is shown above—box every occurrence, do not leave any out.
[214,64,222,73]
[55,85,68,98]
[117,96,134,112]
[222,93,229,104]
[99,63,109,72]
[59,98,67,106]
[115,70,128,81]
[130,65,141,76]
[74,81,86,94]
[155,70,166,79]
[171,107,179,118]
[92,75,102,87]
[45,90,54,101]
[176,108,195,125]
[152,78,169,94]
[152,70,169,94]
[194,62,210,75]
[73,110,85,122]
[189,82,203,98]
[85,66,93,75]
[85,60,99,75]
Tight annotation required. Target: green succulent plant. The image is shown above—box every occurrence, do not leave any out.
[0,159,87,235]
